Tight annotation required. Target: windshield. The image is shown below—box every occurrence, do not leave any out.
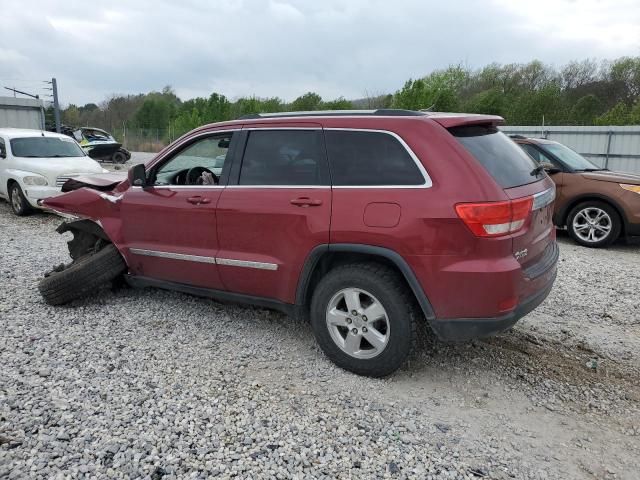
[10,137,86,158]
[83,129,114,142]
[542,143,601,171]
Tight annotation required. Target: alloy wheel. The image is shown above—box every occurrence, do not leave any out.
[11,186,23,213]
[572,207,612,243]
[325,287,390,359]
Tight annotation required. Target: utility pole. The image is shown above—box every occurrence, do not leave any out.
[51,78,61,133]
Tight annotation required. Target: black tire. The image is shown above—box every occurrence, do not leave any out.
[310,263,419,377]
[112,150,127,164]
[38,244,126,305]
[567,200,621,248]
[9,183,33,216]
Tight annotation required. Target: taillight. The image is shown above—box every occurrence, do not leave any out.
[455,197,533,237]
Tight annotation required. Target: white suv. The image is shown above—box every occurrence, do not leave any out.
[0,128,106,216]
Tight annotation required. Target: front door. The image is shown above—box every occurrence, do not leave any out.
[216,126,331,303]
[120,130,239,290]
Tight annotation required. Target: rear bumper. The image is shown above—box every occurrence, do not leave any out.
[429,267,557,342]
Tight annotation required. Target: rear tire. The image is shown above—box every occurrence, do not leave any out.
[567,200,621,248]
[112,150,127,164]
[38,244,126,305]
[310,263,419,377]
[9,183,33,216]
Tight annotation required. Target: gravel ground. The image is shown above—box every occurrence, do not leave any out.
[1,191,639,479]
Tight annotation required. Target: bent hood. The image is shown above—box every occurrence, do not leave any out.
[61,171,127,192]
[582,170,640,185]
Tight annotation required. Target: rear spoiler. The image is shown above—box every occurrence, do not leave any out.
[429,113,505,129]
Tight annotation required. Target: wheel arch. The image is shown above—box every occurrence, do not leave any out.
[295,243,436,321]
[56,219,117,261]
[559,194,627,235]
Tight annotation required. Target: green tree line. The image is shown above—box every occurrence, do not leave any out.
[62,57,640,142]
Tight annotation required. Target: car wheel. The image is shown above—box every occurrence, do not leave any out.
[567,200,621,248]
[9,183,33,216]
[310,263,419,377]
[38,244,126,305]
[112,150,127,164]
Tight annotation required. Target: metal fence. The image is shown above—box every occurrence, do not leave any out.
[500,125,640,174]
[109,127,174,153]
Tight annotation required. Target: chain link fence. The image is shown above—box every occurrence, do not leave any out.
[110,127,177,153]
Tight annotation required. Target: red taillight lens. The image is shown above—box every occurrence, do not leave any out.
[455,197,533,237]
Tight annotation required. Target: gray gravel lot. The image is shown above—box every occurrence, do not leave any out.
[1,190,639,479]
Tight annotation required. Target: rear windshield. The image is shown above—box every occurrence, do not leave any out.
[10,137,85,158]
[450,125,543,188]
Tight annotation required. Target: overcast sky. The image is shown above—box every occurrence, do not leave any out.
[1,0,639,106]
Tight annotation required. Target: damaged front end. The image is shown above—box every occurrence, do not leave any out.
[38,179,129,305]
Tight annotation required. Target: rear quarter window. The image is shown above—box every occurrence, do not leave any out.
[325,130,425,186]
[450,125,542,188]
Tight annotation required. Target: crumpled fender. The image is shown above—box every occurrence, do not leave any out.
[42,188,125,247]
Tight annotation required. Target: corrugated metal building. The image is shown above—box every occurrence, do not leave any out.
[0,96,46,130]
[500,125,640,174]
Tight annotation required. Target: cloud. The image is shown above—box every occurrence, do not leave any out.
[0,0,638,106]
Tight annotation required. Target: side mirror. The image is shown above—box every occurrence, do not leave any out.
[540,162,561,174]
[128,163,148,187]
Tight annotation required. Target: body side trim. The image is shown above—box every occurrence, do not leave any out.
[128,248,278,270]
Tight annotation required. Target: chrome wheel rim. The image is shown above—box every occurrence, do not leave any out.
[573,207,612,243]
[325,288,390,359]
[11,187,22,213]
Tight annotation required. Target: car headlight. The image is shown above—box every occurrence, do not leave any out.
[620,184,640,194]
[23,175,48,186]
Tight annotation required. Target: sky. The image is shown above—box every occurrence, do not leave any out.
[0,0,639,106]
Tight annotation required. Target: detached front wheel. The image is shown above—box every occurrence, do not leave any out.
[39,244,126,305]
[310,263,419,377]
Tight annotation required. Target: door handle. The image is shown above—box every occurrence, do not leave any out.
[290,197,323,207]
[187,196,211,205]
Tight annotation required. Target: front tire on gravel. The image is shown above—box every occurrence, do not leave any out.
[9,183,33,216]
[567,200,621,248]
[38,244,126,305]
[310,263,419,377]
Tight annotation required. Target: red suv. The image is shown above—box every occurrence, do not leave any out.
[39,110,558,377]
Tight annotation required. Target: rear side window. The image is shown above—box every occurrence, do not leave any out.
[239,130,327,185]
[450,126,542,188]
[325,130,424,186]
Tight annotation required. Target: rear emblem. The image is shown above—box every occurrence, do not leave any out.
[515,249,528,260]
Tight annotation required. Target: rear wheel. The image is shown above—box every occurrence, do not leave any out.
[112,150,127,164]
[38,244,126,305]
[9,183,33,216]
[310,263,419,377]
[567,200,621,248]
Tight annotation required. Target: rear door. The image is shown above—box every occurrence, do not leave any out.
[120,129,239,289]
[216,124,331,303]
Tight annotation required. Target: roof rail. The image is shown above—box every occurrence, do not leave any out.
[237,109,426,120]
[508,134,527,139]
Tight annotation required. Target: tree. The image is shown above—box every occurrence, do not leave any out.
[569,94,602,125]
[290,92,322,111]
[321,97,353,110]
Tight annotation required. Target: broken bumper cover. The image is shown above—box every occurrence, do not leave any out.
[25,186,62,208]
[429,267,557,342]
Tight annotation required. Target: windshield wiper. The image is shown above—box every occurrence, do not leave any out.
[530,164,545,176]
[575,168,608,172]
